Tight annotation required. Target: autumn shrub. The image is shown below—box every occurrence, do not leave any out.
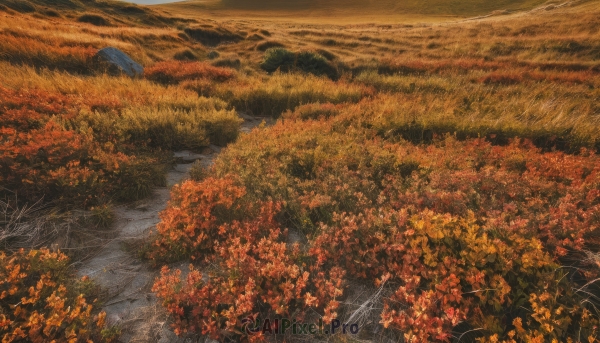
[145,60,236,85]
[0,87,168,207]
[0,249,117,342]
[150,177,344,340]
[150,113,600,341]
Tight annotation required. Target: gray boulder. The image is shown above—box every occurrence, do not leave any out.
[94,47,143,78]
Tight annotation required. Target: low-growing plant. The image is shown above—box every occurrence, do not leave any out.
[150,115,600,341]
[296,51,339,79]
[188,160,209,182]
[0,249,118,342]
[260,47,296,73]
[260,48,338,79]
[145,60,235,85]
[0,86,171,208]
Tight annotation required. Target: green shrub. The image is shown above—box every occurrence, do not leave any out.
[296,51,338,79]
[260,48,338,79]
[260,47,296,72]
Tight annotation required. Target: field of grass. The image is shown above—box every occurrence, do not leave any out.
[1,0,600,342]
[162,0,549,19]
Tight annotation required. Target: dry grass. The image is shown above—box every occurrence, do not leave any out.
[1,0,600,341]
[161,0,548,19]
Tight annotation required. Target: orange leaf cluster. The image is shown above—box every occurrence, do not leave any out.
[0,249,114,343]
[151,112,600,341]
[145,60,236,85]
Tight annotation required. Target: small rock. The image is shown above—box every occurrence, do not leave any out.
[94,47,144,78]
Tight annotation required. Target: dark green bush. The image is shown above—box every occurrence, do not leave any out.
[260,48,338,79]
[296,51,338,79]
[260,47,296,73]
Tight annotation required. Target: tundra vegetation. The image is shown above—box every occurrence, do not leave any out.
[0,0,599,342]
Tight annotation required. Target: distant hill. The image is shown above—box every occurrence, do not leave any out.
[0,0,193,27]
[208,0,549,16]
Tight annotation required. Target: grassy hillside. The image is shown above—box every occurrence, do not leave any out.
[164,0,550,18]
[1,0,600,342]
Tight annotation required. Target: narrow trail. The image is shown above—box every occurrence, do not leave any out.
[77,114,272,343]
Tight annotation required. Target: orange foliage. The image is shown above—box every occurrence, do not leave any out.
[151,114,600,341]
[0,86,150,207]
[151,177,344,340]
[0,249,115,343]
[145,60,236,85]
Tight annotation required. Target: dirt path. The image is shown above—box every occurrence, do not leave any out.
[77,115,271,343]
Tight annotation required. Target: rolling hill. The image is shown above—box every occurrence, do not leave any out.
[161,0,553,19]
